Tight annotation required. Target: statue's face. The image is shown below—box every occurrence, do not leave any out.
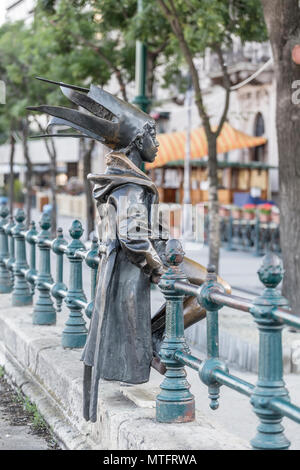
[140,125,159,163]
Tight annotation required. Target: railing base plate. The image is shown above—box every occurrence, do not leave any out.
[156,398,195,423]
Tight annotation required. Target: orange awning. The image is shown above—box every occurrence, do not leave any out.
[146,122,267,169]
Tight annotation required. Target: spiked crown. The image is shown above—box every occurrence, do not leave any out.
[27,77,155,151]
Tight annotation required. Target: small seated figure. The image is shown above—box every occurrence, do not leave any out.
[28,78,230,423]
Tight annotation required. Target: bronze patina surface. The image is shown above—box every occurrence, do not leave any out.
[28,78,230,423]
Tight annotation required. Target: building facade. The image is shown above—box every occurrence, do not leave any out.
[150,39,278,201]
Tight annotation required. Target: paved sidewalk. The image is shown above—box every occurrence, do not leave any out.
[0,411,49,450]
[0,379,57,450]
[0,415,48,450]
[184,242,266,295]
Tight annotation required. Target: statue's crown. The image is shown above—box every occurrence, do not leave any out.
[27,77,155,150]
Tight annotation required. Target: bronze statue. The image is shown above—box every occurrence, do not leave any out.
[28,78,230,423]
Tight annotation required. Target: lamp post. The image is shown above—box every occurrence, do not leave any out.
[132,0,150,115]
[132,0,151,174]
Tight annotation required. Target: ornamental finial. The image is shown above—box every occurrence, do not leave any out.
[39,212,51,231]
[257,252,284,289]
[206,264,217,282]
[69,220,84,240]
[0,203,9,220]
[15,208,26,224]
[165,239,185,266]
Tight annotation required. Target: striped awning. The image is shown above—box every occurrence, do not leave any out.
[146,122,267,169]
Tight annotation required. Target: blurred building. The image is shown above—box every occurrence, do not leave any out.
[0,137,106,187]
[150,38,278,203]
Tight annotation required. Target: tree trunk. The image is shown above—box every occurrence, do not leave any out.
[261,0,300,313]
[147,39,169,99]
[22,119,32,227]
[207,134,220,271]
[81,138,96,240]
[9,134,15,215]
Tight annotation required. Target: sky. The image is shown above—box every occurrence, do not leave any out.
[0,2,6,26]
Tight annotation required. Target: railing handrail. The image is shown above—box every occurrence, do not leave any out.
[155,238,300,450]
[172,279,300,329]
[207,209,281,257]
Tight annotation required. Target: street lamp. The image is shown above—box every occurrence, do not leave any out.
[132,0,151,173]
[132,0,150,114]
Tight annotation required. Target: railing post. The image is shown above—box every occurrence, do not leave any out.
[227,213,234,251]
[241,219,249,249]
[269,222,280,255]
[156,239,195,423]
[62,220,87,348]
[198,265,227,410]
[11,209,32,306]
[254,217,262,256]
[33,213,56,325]
[0,204,13,293]
[85,235,99,319]
[51,228,67,312]
[5,216,16,288]
[25,221,38,296]
[250,252,290,450]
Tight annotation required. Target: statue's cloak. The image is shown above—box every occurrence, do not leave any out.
[81,152,164,422]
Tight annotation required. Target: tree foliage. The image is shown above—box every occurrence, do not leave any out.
[169,0,267,50]
[32,0,179,101]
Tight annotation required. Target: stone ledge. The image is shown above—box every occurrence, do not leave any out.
[0,294,249,450]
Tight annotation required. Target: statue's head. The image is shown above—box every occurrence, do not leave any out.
[27,78,159,163]
[128,121,159,163]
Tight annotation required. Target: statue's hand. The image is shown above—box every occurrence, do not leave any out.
[150,265,167,284]
[151,273,161,284]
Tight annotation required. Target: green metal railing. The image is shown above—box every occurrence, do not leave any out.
[0,202,300,450]
[205,211,281,256]
[156,238,300,450]
[224,213,280,255]
[0,205,100,348]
